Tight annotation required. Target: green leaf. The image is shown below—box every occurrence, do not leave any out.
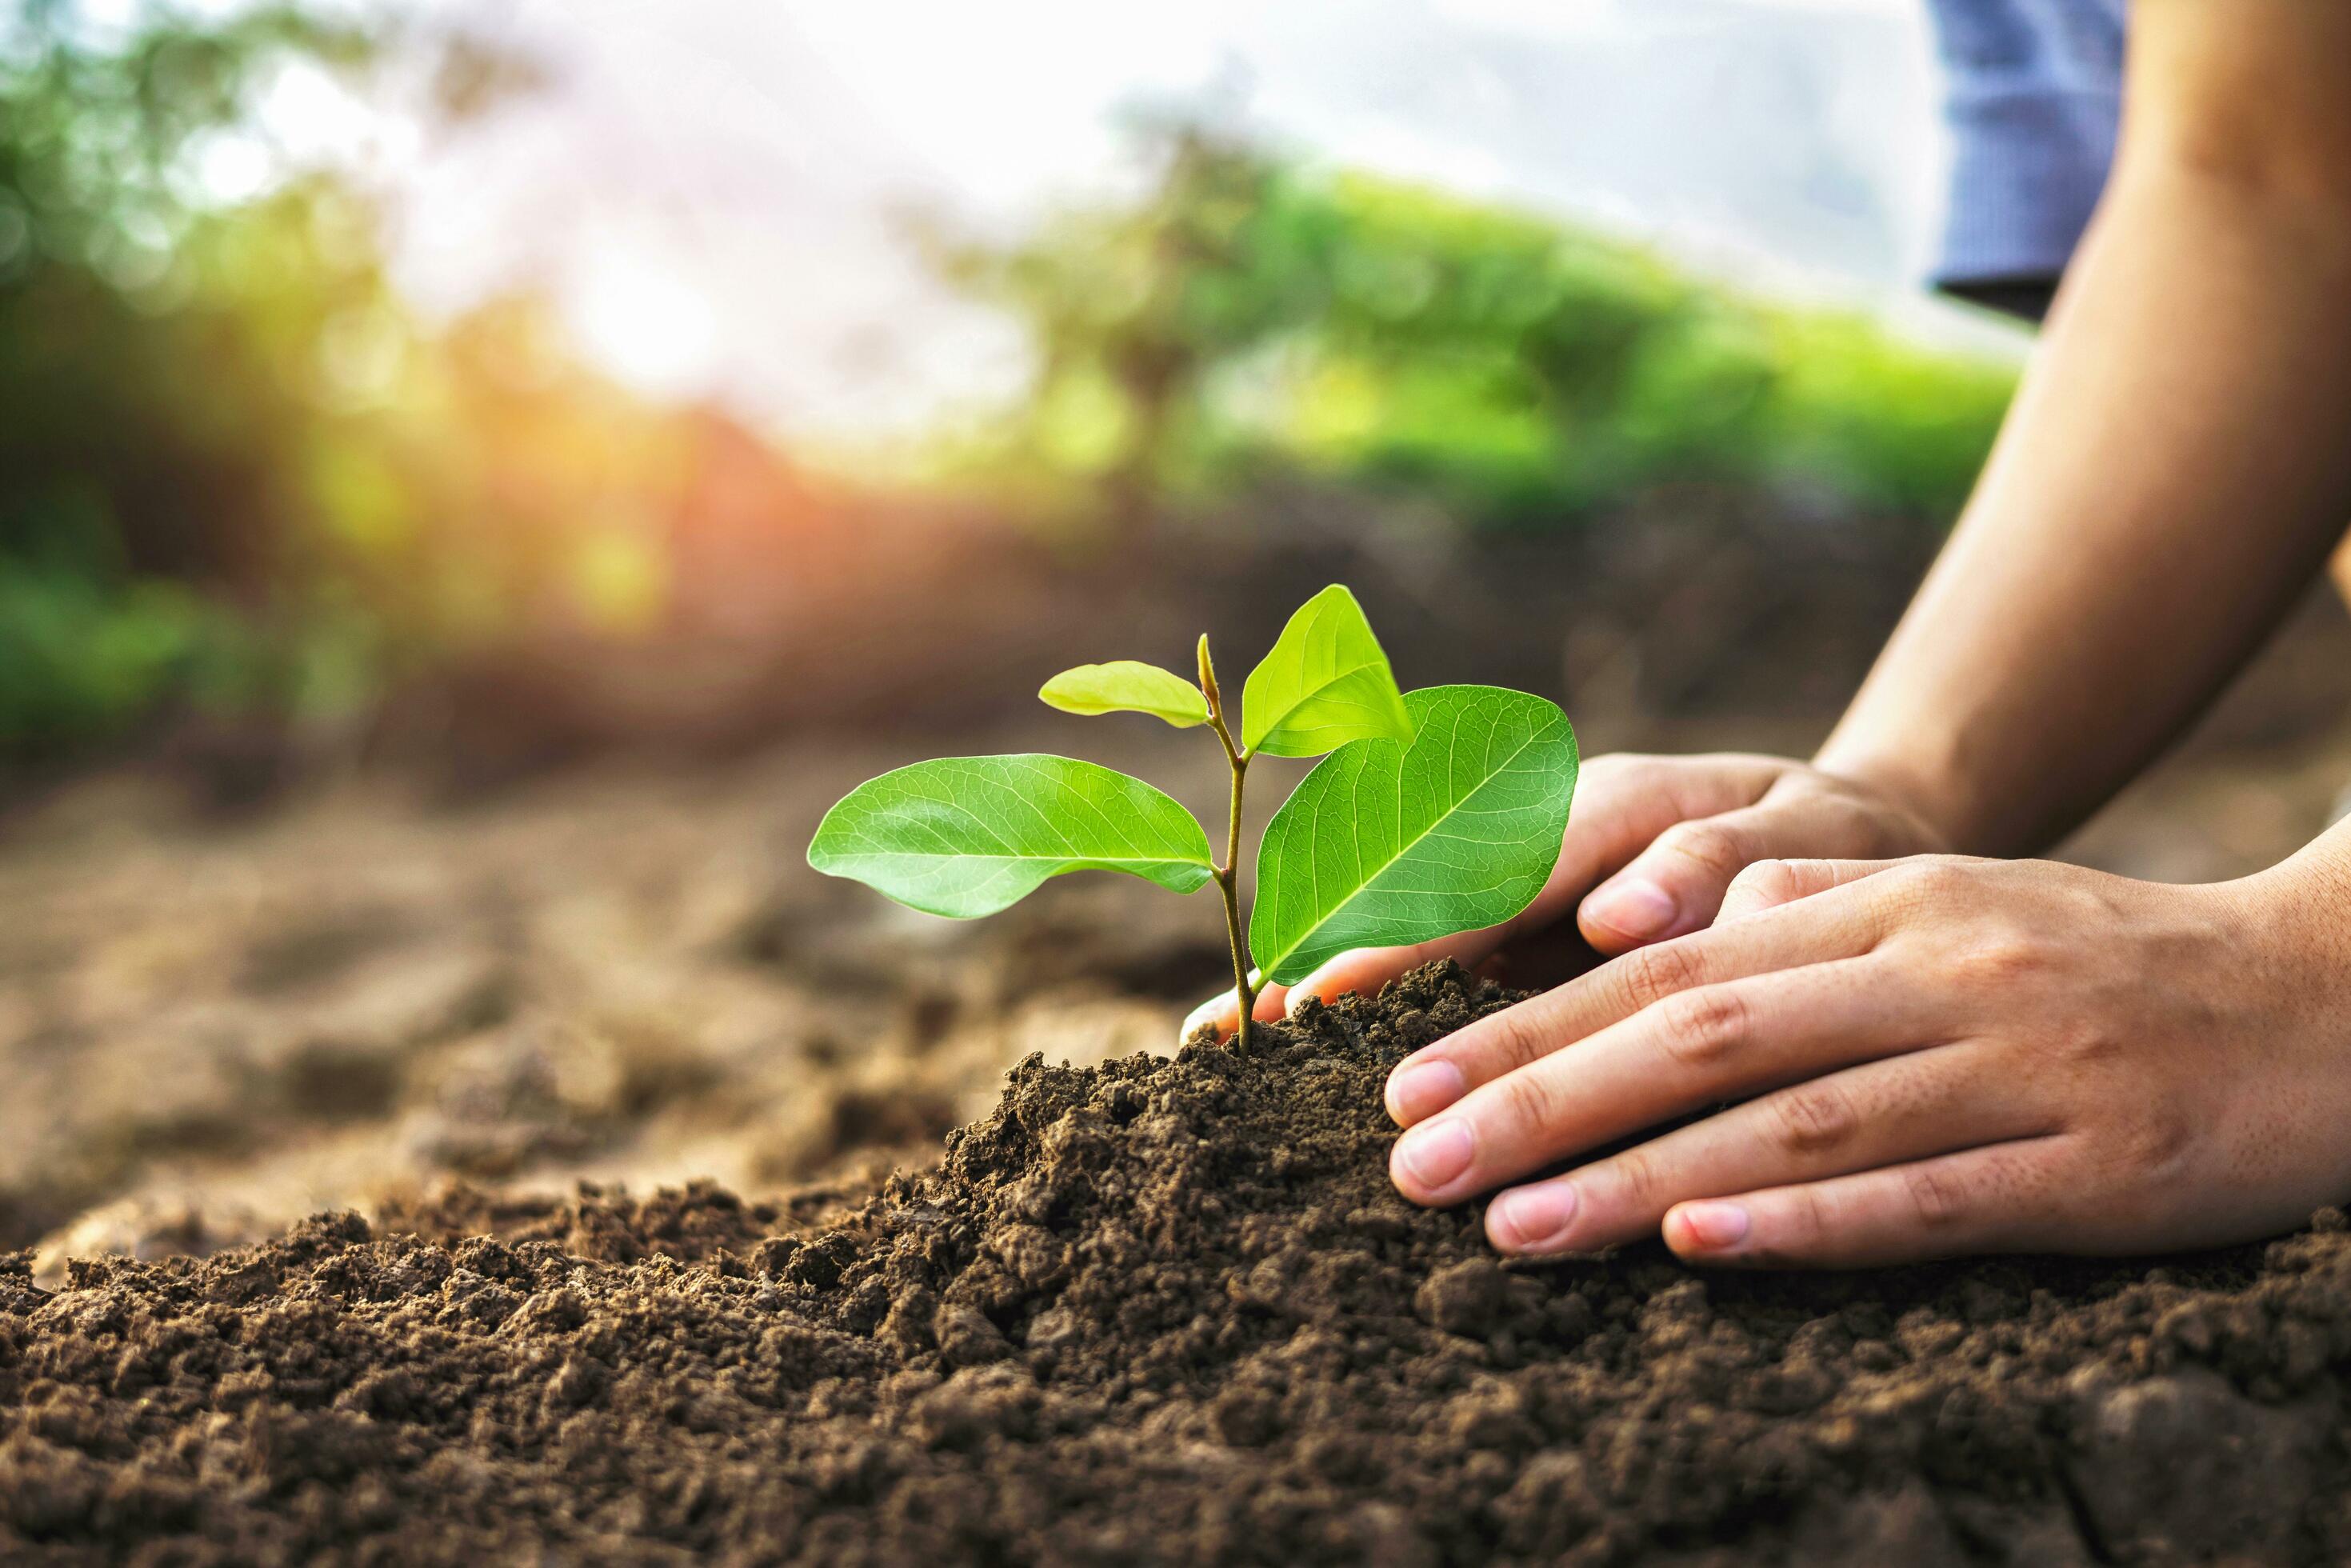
[1039,660,1208,727]
[809,755,1215,918]
[1240,584,1415,758]
[1249,685,1577,985]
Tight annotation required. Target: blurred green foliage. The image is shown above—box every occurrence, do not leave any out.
[0,13,2021,770]
[0,2,701,765]
[924,124,2018,530]
[0,2,390,758]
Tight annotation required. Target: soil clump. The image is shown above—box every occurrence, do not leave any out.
[5,962,2349,1565]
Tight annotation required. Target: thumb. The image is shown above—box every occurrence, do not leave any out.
[1578,810,1774,953]
[1577,788,1898,953]
[1717,857,1903,923]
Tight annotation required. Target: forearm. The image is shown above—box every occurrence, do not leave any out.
[1820,61,2351,855]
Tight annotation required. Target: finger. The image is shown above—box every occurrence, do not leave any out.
[1177,974,1291,1046]
[1578,788,1909,954]
[1482,1040,2052,1254]
[1553,755,1787,937]
[1384,878,1895,1126]
[1388,954,1927,1204]
[1661,1136,2073,1269]
[1717,858,1904,924]
[1277,930,1510,1017]
[1289,755,1786,1010]
[1268,755,1783,1022]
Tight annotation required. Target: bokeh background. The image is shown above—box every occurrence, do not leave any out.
[7,0,2349,1277]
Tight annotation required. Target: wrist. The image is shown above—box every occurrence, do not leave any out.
[1805,744,1976,856]
[2239,819,2351,950]
[2217,842,2351,1170]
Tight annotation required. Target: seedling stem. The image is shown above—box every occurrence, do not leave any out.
[1199,634,1257,1046]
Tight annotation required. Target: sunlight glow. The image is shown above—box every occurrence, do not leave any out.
[566,254,721,400]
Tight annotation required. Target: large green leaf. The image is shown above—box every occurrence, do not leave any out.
[1039,660,1207,727]
[1249,685,1577,985]
[809,754,1214,918]
[1239,584,1415,758]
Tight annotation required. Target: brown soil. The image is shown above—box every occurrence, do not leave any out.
[0,744,1231,1274]
[6,963,2348,1566]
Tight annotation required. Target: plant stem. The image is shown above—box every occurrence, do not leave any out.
[1199,637,1256,1047]
[1214,738,1253,1048]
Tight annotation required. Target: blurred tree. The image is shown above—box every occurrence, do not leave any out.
[0,2,398,757]
[922,118,2019,535]
[0,4,668,766]
[920,118,1289,530]
[1,4,373,576]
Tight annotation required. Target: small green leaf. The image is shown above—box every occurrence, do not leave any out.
[809,755,1214,918]
[1249,686,1578,985]
[1040,661,1208,727]
[1240,584,1415,758]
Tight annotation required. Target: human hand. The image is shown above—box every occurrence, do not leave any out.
[1180,753,1949,1042]
[1380,851,2351,1267]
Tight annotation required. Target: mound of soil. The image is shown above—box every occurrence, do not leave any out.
[6,963,2349,1565]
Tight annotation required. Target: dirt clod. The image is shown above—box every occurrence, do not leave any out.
[6,962,2351,1564]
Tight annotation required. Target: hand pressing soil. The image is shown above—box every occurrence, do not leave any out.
[5,963,2349,1566]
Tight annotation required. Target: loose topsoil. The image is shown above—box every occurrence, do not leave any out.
[6,962,2349,1566]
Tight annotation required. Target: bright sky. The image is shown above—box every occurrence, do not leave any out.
[336,0,1965,438]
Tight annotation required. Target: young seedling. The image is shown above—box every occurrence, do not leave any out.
[808,586,1578,1047]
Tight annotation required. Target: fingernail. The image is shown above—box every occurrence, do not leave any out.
[1393,1119,1474,1192]
[1489,1184,1580,1252]
[1285,986,1319,1018]
[1585,878,1678,940]
[1387,1058,1467,1122]
[1674,1201,1750,1251]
